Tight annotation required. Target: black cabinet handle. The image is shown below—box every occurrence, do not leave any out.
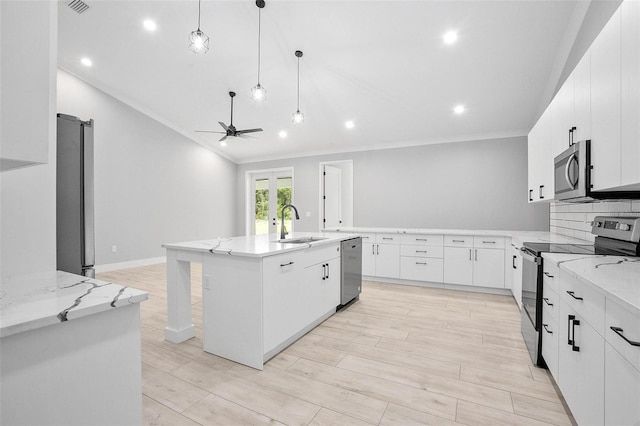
[376,245,379,255]
[382,237,393,240]
[572,318,581,352]
[322,264,326,280]
[474,249,478,261]
[416,250,427,253]
[469,249,472,261]
[543,297,553,307]
[326,263,330,280]
[280,261,294,267]
[566,291,583,301]
[544,272,554,278]
[512,255,517,269]
[416,262,427,265]
[539,185,545,199]
[610,327,640,347]
[372,244,375,255]
[529,189,533,202]
[569,126,576,146]
[568,315,575,346]
[543,324,553,334]
[415,238,428,241]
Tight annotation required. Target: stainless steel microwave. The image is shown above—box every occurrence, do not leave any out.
[554,139,640,202]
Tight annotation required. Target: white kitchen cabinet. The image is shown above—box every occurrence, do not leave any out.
[363,234,400,278]
[363,242,376,276]
[542,304,560,380]
[443,247,474,285]
[400,257,443,282]
[527,111,553,202]
[591,8,622,191]
[621,0,640,189]
[0,1,55,171]
[473,248,505,288]
[510,245,523,310]
[605,343,640,426]
[573,50,591,144]
[558,273,605,426]
[443,236,505,288]
[304,257,340,326]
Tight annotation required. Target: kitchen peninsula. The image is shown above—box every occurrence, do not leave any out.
[163,232,359,369]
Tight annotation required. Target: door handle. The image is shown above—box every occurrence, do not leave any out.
[568,315,575,346]
[569,126,576,146]
[543,272,554,278]
[372,245,375,255]
[469,249,472,261]
[326,263,330,280]
[565,153,578,189]
[512,255,517,269]
[566,291,583,301]
[474,249,478,261]
[572,318,581,352]
[539,185,544,199]
[280,261,294,267]
[610,327,640,347]
[543,297,553,307]
[376,245,379,255]
[529,189,533,201]
[416,262,427,265]
[543,324,553,334]
[322,264,326,280]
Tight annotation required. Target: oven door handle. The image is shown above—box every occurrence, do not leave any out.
[519,248,540,264]
[565,153,578,189]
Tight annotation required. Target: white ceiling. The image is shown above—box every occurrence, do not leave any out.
[58,0,582,164]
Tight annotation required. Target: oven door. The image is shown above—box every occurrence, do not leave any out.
[520,248,541,329]
[554,140,589,201]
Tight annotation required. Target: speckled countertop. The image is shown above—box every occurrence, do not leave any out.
[0,271,148,338]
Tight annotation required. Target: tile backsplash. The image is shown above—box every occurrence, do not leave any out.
[550,200,640,242]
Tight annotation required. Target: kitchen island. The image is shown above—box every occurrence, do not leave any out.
[163,232,359,369]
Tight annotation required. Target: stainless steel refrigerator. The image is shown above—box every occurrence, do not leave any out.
[56,114,95,278]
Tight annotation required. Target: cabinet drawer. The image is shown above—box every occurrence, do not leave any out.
[541,307,560,381]
[543,260,559,286]
[400,257,443,283]
[303,243,341,268]
[400,245,443,258]
[605,298,640,371]
[542,281,560,323]
[375,234,401,244]
[400,234,444,246]
[560,271,605,335]
[473,236,505,249]
[444,235,473,247]
[357,233,375,242]
[263,250,305,275]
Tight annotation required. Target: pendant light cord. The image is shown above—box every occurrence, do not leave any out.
[197,0,202,29]
[257,8,261,84]
[297,56,300,110]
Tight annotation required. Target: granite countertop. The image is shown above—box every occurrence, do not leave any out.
[324,227,589,246]
[543,253,640,315]
[0,271,148,338]
[163,232,360,258]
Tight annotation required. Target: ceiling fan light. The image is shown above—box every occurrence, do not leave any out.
[292,110,304,125]
[188,29,209,53]
[251,83,266,102]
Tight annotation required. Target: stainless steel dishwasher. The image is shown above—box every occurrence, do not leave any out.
[340,237,362,306]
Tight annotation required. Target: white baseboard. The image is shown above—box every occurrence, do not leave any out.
[95,256,166,273]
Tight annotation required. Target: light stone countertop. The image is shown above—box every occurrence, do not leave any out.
[163,231,360,258]
[0,271,148,338]
[543,253,640,316]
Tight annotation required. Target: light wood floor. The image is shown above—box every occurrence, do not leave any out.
[98,263,574,426]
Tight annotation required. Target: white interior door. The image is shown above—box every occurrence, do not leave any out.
[323,165,342,228]
[250,171,293,236]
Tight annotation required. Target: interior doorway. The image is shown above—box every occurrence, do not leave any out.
[319,160,353,230]
[247,168,294,236]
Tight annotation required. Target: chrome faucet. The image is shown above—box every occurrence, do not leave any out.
[280,204,300,240]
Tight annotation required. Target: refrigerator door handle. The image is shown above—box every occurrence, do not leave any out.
[82,120,96,269]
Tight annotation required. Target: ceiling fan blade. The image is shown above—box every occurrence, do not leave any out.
[238,134,258,140]
[195,130,226,134]
[236,128,263,134]
[218,121,229,131]
[219,135,227,142]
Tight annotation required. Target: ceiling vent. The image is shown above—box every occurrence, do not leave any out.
[67,0,89,14]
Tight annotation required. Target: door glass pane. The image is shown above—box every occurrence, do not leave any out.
[254,178,269,235]
[277,177,293,236]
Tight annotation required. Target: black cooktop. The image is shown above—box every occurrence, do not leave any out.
[522,242,597,256]
[523,237,640,257]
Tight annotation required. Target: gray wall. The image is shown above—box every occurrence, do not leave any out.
[58,70,237,267]
[237,137,549,235]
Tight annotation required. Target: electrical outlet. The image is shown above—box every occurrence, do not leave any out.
[111,245,117,253]
[204,275,211,290]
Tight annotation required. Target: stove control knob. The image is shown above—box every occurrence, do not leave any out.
[617,223,631,231]
[592,221,602,228]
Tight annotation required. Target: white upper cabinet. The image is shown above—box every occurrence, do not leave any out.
[621,0,640,189]
[591,8,622,191]
[573,50,591,144]
[528,110,552,202]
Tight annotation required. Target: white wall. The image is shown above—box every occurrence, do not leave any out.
[236,136,549,235]
[1,1,57,283]
[57,70,237,267]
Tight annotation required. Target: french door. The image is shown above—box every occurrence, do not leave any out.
[249,170,294,236]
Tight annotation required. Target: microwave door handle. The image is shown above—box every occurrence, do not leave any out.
[565,153,577,189]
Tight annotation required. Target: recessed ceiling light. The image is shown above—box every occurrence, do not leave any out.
[278,130,287,138]
[220,141,227,147]
[345,121,355,129]
[443,31,458,45]
[454,105,465,114]
[81,57,92,67]
[143,19,157,32]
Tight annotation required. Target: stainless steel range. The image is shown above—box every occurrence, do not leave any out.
[520,216,640,366]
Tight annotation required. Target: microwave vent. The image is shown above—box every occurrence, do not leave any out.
[67,0,90,14]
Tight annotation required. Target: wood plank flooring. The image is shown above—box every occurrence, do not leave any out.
[97,263,574,426]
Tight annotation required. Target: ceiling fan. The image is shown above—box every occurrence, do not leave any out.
[195,91,263,142]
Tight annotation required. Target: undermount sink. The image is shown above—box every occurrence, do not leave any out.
[276,236,327,244]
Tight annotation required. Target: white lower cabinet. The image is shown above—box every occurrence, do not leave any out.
[473,248,505,288]
[605,342,640,425]
[443,246,474,285]
[443,237,505,289]
[363,239,400,278]
[400,257,443,282]
[541,306,559,379]
[511,245,523,310]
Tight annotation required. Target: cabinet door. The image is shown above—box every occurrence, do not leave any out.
[591,8,622,191]
[375,243,400,278]
[558,301,578,411]
[550,90,567,157]
[443,247,473,285]
[573,50,591,143]
[574,315,605,426]
[605,343,640,426]
[511,248,523,310]
[621,0,640,188]
[542,306,560,381]
[305,258,340,326]
[473,248,505,288]
[528,111,553,202]
[362,242,376,276]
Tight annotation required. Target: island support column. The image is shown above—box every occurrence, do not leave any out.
[165,248,198,343]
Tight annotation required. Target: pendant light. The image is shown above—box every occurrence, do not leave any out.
[292,50,304,124]
[188,0,209,54]
[250,0,267,102]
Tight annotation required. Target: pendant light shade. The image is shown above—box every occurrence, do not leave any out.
[251,0,267,102]
[188,0,209,54]
[292,50,304,124]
